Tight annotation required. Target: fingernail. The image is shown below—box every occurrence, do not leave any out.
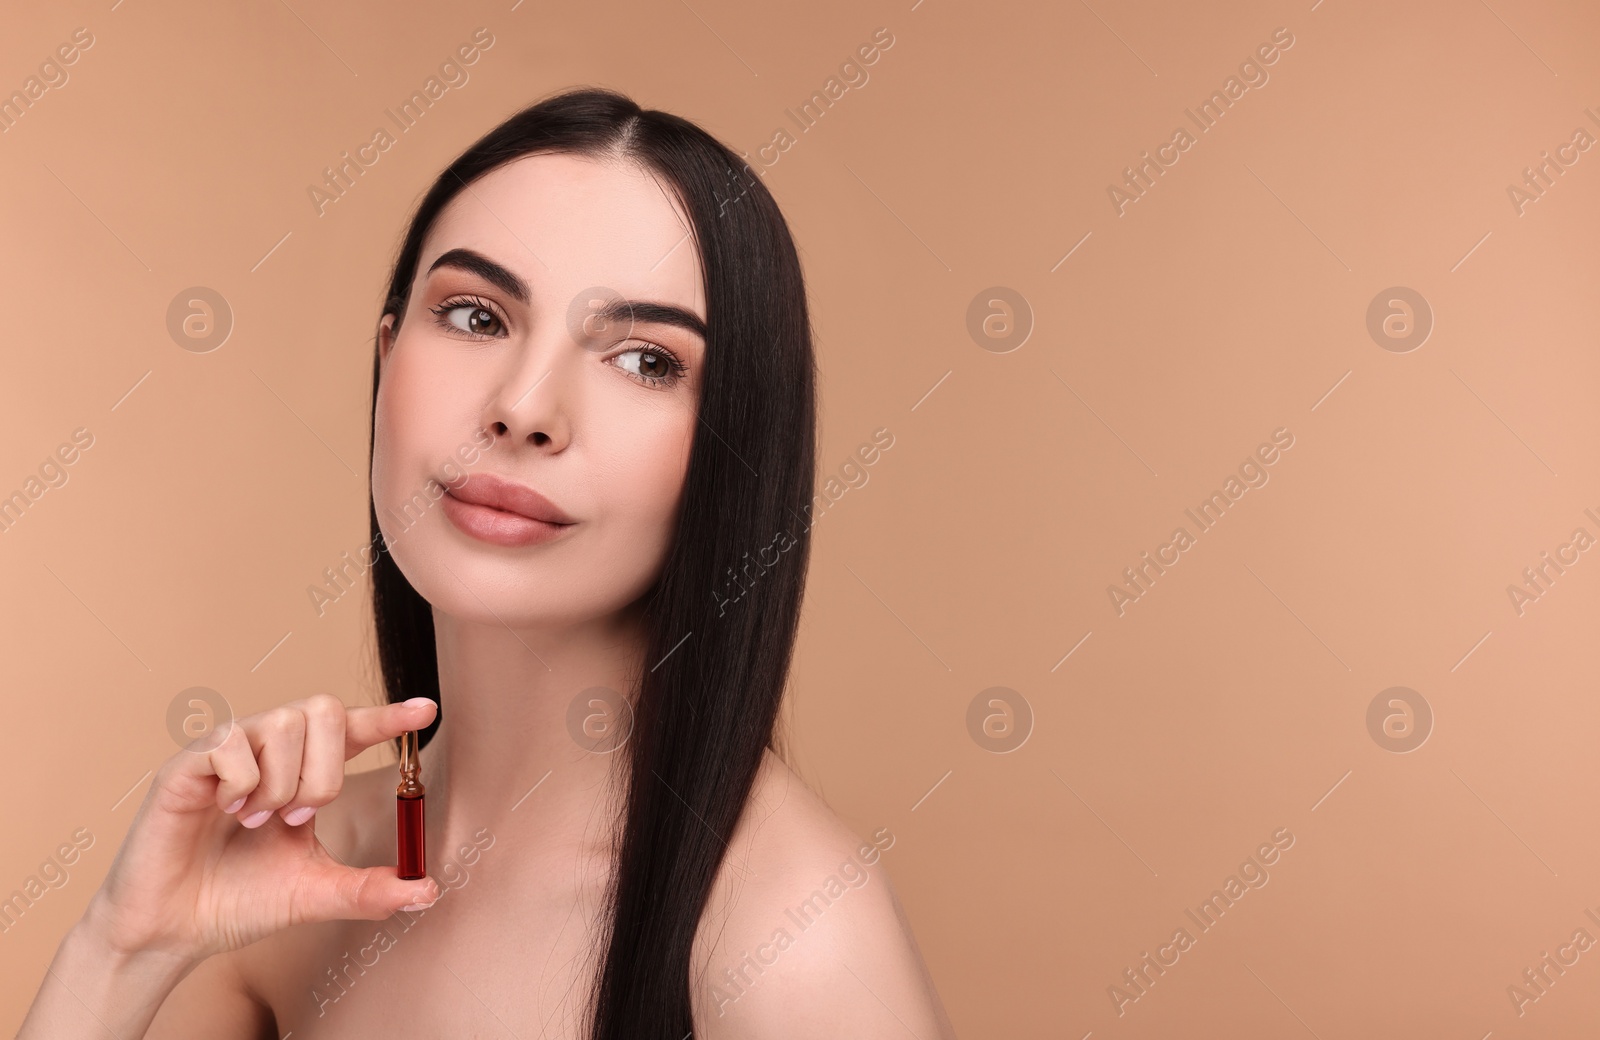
[241,809,272,828]
[399,898,436,912]
[224,796,246,814]
[403,697,433,708]
[283,805,317,826]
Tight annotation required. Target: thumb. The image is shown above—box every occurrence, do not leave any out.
[295,863,441,923]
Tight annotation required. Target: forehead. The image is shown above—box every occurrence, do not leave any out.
[417,151,705,323]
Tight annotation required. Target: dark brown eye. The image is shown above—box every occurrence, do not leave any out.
[611,345,687,388]
[429,299,505,338]
[461,307,498,335]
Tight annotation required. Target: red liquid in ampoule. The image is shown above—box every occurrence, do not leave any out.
[397,793,426,880]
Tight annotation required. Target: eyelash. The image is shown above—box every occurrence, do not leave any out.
[427,294,690,389]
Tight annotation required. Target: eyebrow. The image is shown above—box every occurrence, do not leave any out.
[426,247,707,341]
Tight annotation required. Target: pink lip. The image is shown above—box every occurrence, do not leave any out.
[441,474,576,548]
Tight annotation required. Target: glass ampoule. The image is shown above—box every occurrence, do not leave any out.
[396,729,426,881]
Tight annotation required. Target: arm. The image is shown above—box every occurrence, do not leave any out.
[20,909,274,1040]
[17,901,198,1039]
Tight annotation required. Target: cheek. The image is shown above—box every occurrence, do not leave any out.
[371,345,457,542]
[593,401,694,540]
[636,409,694,509]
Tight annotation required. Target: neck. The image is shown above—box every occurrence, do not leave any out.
[416,599,645,862]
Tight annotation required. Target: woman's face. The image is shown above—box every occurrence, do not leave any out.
[371,152,706,629]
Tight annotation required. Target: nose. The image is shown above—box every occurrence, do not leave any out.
[483,329,573,451]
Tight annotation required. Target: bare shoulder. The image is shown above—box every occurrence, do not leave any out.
[690,749,956,1039]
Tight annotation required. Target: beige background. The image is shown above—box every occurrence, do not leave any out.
[3,0,1599,1035]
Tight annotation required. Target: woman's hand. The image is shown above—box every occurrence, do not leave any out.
[80,694,441,965]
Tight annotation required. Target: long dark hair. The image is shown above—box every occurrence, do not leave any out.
[364,87,816,1036]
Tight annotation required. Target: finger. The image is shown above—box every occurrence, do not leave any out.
[295,862,441,925]
[138,722,258,855]
[208,720,261,814]
[342,698,437,761]
[235,707,307,828]
[279,694,347,825]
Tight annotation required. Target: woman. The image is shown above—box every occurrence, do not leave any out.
[18,88,956,1038]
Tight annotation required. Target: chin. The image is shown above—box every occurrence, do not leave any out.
[400,545,655,632]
